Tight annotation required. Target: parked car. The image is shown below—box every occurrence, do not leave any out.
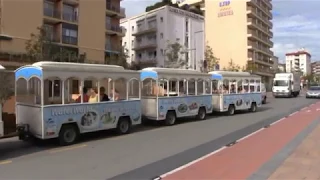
[306,86,320,98]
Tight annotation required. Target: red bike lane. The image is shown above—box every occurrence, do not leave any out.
[161,102,320,180]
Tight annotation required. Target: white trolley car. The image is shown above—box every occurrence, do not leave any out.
[15,62,141,145]
[140,67,213,125]
[209,71,262,115]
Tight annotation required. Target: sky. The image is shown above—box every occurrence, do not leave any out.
[121,0,320,63]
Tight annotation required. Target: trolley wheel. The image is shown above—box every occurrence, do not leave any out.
[227,105,235,116]
[249,102,257,112]
[165,111,176,126]
[262,96,267,104]
[196,107,206,120]
[59,124,79,146]
[117,117,132,134]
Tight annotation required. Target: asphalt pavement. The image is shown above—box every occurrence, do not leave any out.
[0,95,318,180]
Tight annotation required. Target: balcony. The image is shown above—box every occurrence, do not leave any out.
[105,24,125,36]
[247,42,273,56]
[62,12,78,23]
[106,4,126,18]
[132,26,157,36]
[247,18,273,38]
[132,41,157,51]
[248,56,273,66]
[63,0,79,5]
[136,58,157,66]
[43,8,62,24]
[45,33,60,43]
[105,43,120,53]
[247,0,272,19]
[62,35,78,45]
[247,29,273,47]
[247,63,274,77]
[263,0,272,9]
[247,7,272,28]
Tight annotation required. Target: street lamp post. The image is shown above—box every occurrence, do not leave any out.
[193,30,204,70]
[0,64,5,136]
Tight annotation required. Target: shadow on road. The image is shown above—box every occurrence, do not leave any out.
[0,104,277,161]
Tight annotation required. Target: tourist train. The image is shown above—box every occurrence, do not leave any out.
[15,62,262,145]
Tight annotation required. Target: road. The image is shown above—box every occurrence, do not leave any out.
[0,95,317,179]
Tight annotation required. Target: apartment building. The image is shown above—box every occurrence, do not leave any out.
[311,61,320,75]
[121,6,205,70]
[205,0,274,84]
[272,55,278,71]
[285,49,311,75]
[278,63,285,72]
[0,0,125,68]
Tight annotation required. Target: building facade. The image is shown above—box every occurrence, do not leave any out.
[205,0,274,84]
[285,49,311,75]
[272,55,278,71]
[120,6,205,70]
[311,61,320,75]
[278,63,285,72]
[0,0,125,68]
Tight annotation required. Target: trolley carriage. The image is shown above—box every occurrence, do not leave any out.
[140,67,213,125]
[15,62,141,145]
[209,71,262,115]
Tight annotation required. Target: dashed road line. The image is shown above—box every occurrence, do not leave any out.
[0,160,12,165]
[48,144,87,154]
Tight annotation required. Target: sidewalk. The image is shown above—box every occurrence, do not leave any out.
[267,121,320,179]
[161,102,320,180]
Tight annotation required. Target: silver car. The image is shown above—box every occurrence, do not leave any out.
[306,86,320,98]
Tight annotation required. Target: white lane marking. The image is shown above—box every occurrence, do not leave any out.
[301,107,308,111]
[270,117,286,126]
[289,111,298,116]
[158,146,227,179]
[237,128,264,142]
[156,115,290,179]
[306,110,311,113]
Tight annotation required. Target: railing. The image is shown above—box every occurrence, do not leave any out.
[133,25,157,34]
[62,36,78,45]
[43,8,61,19]
[136,58,157,64]
[120,7,126,16]
[106,24,124,33]
[106,4,120,13]
[247,7,271,27]
[133,41,157,49]
[248,18,272,36]
[62,12,78,22]
[45,34,60,43]
[105,44,120,52]
[0,51,105,64]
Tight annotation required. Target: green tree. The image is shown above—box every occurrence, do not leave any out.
[25,26,78,62]
[0,71,14,113]
[105,46,129,68]
[146,0,174,12]
[204,43,219,72]
[164,39,187,68]
[25,26,48,61]
[223,59,241,71]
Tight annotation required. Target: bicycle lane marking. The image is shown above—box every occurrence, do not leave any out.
[159,103,320,180]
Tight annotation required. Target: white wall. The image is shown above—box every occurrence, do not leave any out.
[120,6,204,71]
[285,54,311,75]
